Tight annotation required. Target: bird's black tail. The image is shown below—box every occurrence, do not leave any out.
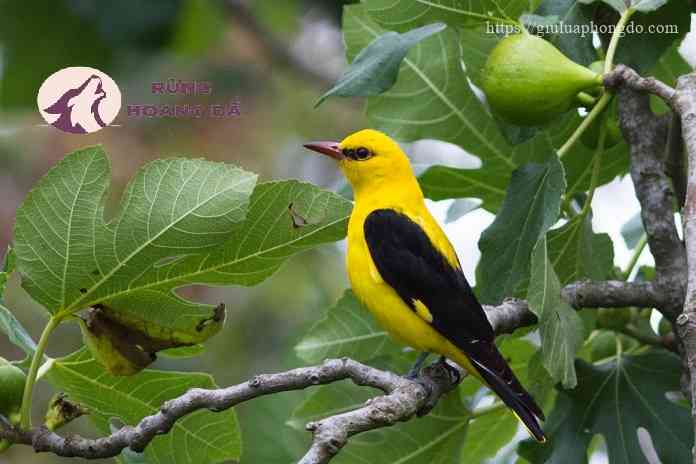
[467,343,546,443]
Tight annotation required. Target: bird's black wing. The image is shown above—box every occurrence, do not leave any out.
[363,209,545,434]
[363,208,492,347]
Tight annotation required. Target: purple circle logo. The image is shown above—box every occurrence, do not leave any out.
[37,66,122,134]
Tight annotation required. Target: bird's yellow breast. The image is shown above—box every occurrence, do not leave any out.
[346,196,463,356]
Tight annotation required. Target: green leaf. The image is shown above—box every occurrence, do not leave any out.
[14,146,351,346]
[563,134,630,198]
[0,302,36,361]
[362,0,534,31]
[157,344,205,359]
[461,408,518,462]
[46,349,241,464]
[458,26,499,88]
[652,37,692,85]
[419,166,510,210]
[477,156,566,304]
[520,351,692,463]
[526,349,555,408]
[0,246,36,363]
[528,237,584,388]
[14,146,254,328]
[630,0,669,12]
[316,23,447,106]
[547,213,615,285]
[295,290,400,363]
[650,38,693,113]
[621,212,645,249]
[535,0,596,65]
[577,0,628,12]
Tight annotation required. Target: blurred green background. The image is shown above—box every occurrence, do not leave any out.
[0,1,364,462]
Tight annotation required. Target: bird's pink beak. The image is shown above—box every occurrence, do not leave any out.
[303,141,345,160]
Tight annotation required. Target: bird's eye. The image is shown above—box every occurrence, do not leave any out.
[355,147,371,160]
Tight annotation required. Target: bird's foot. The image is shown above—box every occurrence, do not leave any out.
[403,352,430,380]
[437,356,461,385]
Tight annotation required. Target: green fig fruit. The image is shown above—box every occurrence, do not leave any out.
[0,357,26,423]
[597,307,631,331]
[482,33,603,126]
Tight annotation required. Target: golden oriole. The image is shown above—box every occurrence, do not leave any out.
[304,129,546,442]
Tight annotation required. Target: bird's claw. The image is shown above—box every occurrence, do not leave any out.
[437,357,461,385]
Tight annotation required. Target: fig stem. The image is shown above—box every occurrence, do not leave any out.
[577,91,598,107]
[623,234,648,280]
[18,315,62,430]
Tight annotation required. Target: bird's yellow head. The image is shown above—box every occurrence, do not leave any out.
[304,129,416,198]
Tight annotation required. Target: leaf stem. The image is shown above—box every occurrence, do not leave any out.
[604,8,635,75]
[19,315,61,429]
[622,233,648,280]
[557,7,635,158]
[579,119,607,217]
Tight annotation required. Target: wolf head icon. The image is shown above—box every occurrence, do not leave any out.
[43,74,108,134]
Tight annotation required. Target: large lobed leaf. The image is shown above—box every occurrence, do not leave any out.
[295,290,401,363]
[46,349,241,464]
[14,146,351,344]
[528,236,584,388]
[476,156,566,304]
[519,350,692,463]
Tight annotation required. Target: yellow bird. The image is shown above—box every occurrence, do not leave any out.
[304,129,545,442]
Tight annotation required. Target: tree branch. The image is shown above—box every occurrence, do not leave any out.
[674,72,696,463]
[0,279,663,462]
[605,69,687,320]
[485,280,663,335]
